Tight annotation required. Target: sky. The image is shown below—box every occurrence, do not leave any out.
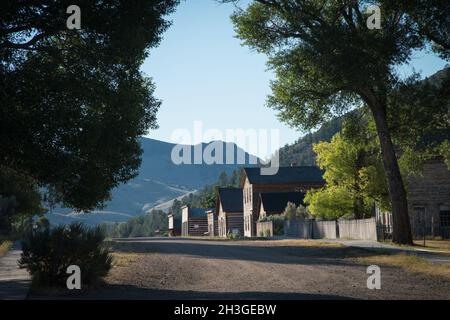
[142,0,448,158]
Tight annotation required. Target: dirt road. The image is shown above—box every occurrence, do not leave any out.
[98,238,450,299]
[32,238,450,300]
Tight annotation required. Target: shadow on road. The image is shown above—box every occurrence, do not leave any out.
[110,238,375,268]
[29,284,356,300]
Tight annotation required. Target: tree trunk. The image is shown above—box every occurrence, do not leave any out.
[362,89,413,245]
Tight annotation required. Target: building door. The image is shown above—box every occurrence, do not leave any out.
[440,206,450,238]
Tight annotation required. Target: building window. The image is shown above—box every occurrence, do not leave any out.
[413,207,425,223]
[440,206,450,227]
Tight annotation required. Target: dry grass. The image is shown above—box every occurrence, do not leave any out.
[0,240,12,257]
[262,239,343,248]
[112,252,143,268]
[413,240,450,252]
[354,253,450,280]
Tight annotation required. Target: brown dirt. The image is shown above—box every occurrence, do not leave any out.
[41,238,449,300]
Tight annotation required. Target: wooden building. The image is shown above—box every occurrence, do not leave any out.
[168,213,181,237]
[241,166,324,237]
[207,210,218,237]
[181,206,210,237]
[258,191,305,220]
[377,159,450,239]
[216,188,244,237]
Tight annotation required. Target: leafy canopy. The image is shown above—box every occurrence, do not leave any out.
[225,0,448,129]
[0,1,179,211]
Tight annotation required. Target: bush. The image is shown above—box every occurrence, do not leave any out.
[258,215,285,236]
[19,223,112,288]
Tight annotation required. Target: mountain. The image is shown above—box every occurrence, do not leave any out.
[279,115,345,167]
[46,138,259,225]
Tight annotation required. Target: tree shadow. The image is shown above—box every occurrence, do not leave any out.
[110,238,374,268]
[28,284,356,300]
[0,279,30,300]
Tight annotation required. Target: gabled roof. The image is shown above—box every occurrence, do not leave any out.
[189,207,209,217]
[260,192,305,214]
[218,188,243,213]
[242,166,324,185]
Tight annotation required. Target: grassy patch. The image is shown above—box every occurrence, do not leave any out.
[112,252,142,268]
[262,239,344,247]
[354,253,450,280]
[413,240,450,252]
[0,240,12,257]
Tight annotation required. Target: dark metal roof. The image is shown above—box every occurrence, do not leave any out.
[189,207,209,217]
[218,188,243,213]
[243,166,324,185]
[260,192,305,214]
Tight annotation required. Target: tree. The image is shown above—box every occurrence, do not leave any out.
[0,167,45,233]
[304,118,390,220]
[283,202,309,220]
[224,0,449,244]
[218,171,230,187]
[0,1,179,211]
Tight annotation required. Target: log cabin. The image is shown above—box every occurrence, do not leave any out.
[207,210,218,236]
[216,187,244,237]
[181,206,210,237]
[258,191,305,220]
[168,213,181,237]
[241,166,324,237]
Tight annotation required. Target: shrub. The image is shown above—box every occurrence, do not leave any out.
[19,223,112,288]
[267,215,285,236]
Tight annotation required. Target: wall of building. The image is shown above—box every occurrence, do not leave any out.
[407,160,450,238]
[243,178,323,237]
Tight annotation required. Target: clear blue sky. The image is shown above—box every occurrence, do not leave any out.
[142,0,448,158]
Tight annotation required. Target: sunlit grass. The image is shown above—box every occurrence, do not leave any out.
[112,252,143,268]
[354,253,450,280]
[0,240,12,257]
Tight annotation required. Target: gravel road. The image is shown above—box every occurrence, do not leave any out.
[29,238,450,300]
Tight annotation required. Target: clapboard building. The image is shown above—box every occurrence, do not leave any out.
[241,166,324,237]
[377,159,450,239]
[181,206,210,237]
[207,210,218,237]
[216,188,244,237]
[168,213,181,237]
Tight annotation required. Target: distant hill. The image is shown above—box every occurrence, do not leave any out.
[279,115,345,166]
[46,138,259,226]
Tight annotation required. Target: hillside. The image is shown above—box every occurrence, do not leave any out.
[279,115,344,166]
[46,138,259,226]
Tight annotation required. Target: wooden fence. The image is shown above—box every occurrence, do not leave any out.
[284,218,376,241]
[284,220,337,239]
[338,218,378,241]
[256,221,273,237]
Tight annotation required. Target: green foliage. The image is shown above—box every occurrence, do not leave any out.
[259,215,285,236]
[19,223,112,288]
[1,1,179,211]
[279,115,344,166]
[101,209,168,238]
[305,186,355,220]
[283,202,309,220]
[174,168,243,211]
[0,167,45,234]
[305,116,390,219]
[226,0,448,244]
